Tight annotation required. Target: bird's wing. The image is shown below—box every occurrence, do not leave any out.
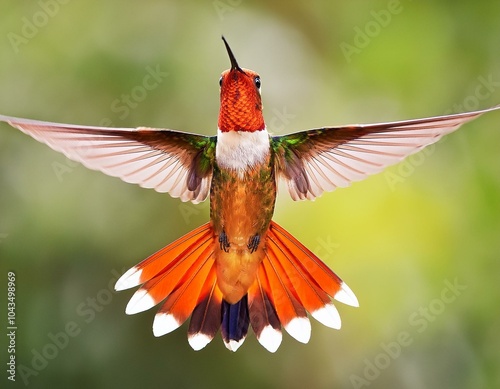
[0,115,216,203]
[271,106,500,200]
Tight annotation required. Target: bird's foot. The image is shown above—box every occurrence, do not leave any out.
[247,234,260,253]
[219,231,230,253]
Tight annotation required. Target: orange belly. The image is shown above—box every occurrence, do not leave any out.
[210,161,276,303]
[215,241,265,304]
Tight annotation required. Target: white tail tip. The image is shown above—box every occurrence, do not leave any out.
[334,282,359,307]
[257,326,282,353]
[115,267,143,291]
[125,289,156,315]
[311,304,342,329]
[153,313,181,337]
[284,317,311,344]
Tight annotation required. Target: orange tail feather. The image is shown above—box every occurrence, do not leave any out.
[121,227,213,316]
[115,221,358,352]
[188,268,223,350]
[152,243,214,337]
[248,272,282,352]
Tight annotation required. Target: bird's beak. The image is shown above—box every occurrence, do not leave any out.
[222,36,242,72]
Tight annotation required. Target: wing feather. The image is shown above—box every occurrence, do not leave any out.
[0,115,215,203]
[272,106,500,200]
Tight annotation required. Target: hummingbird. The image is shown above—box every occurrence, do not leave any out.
[1,37,498,353]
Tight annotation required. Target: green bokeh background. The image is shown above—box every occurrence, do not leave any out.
[1,1,499,388]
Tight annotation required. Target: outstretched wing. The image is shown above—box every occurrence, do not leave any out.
[0,115,216,203]
[272,106,500,200]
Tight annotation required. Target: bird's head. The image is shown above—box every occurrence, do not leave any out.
[218,37,265,133]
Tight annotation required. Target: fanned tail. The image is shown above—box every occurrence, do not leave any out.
[245,221,358,351]
[115,220,358,352]
[115,223,220,340]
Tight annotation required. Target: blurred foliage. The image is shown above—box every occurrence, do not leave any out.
[1,1,500,388]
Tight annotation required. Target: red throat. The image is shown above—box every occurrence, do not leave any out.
[218,68,265,133]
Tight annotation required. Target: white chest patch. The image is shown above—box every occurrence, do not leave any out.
[216,128,270,171]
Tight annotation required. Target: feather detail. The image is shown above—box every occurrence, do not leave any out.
[221,296,250,352]
[188,268,222,351]
[273,106,500,200]
[153,245,215,337]
[248,221,358,346]
[115,221,358,352]
[0,114,215,203]
[248,275,282,352]
[268,222,358,307]
[114,223,217,347]
[266,225,341,329]
[115,223,212,292]
[261,248,311,343]
[124,229,213,315]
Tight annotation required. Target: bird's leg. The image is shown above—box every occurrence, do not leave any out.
[247,234,260,253]
[219,230,230,253]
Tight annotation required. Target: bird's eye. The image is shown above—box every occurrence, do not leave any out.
[254,76,261,89]
[219,76,223,87]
